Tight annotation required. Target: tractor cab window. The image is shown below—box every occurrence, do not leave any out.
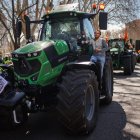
[83,18,95,39]
[41,18,80,42]
[109,41,124,49]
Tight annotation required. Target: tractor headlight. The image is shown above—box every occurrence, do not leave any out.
[12,53,19,58]
[12,51,41,59]
[111,51,118,55]
[27,53,32,57]
[15,54,18,58]
[26,51,41,58]
[114,52,118,54]
[33,52,38,57]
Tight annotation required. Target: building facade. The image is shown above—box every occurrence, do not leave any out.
[126,19,140,42]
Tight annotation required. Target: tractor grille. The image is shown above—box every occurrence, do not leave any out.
[13,58,41,76]
[111,53,119,61]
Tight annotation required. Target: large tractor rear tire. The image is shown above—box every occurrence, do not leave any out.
[123,56,132,75]
[131,54,136,72]
[57,69,99,134]
[101,59,113,104]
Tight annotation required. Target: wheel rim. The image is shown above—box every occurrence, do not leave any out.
[85,85,95,121]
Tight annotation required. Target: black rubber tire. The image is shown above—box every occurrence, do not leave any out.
[123,56,132,75]
[131,54,136,72]
[57,69,99,134]
[102,59,113,104]
[137,55,140,63]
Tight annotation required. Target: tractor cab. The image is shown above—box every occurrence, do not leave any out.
[16,3,107,57]
[40,4,97,58]
[109,39,125,53]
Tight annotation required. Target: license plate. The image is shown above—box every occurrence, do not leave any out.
[0,76,8,94]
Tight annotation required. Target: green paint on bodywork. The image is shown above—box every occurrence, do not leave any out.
[14,40,54,53]
[12,40,69,87]
[55,40,69,55]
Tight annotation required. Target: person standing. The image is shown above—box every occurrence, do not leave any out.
[90,29,108,78]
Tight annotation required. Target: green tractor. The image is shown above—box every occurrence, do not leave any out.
[109,38,136,75]
[0,4,113,134]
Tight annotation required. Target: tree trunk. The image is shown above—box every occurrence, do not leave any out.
[12,0,18,50]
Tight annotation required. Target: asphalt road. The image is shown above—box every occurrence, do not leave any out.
[0,64,140,140]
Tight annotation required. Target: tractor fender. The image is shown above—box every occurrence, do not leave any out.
[62,61,101,83]
[61,61,102,90]
[65,61,98,73]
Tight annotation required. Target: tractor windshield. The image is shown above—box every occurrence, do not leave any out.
[109,40,125,49]
[41,17,80,41]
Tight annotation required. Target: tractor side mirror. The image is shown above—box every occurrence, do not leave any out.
[16,19,22,38]
[99,12,108,30]
[24,15,31,42]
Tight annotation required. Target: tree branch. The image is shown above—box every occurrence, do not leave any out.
[0,15,14,46]
[1,1,12,20]
[18,2,37,18]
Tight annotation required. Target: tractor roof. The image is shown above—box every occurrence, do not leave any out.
[43,3,95,19]
[51,3,79,12]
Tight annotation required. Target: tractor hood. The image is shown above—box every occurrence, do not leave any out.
[110,48,119,52]
[13,40,54,54]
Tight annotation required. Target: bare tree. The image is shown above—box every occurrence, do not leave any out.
[0,0,54,50]
[106,0,139,24]
[58,0,139,25]
[0,0,139,51]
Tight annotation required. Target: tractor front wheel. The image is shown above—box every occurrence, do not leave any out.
[57,70,99,134]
